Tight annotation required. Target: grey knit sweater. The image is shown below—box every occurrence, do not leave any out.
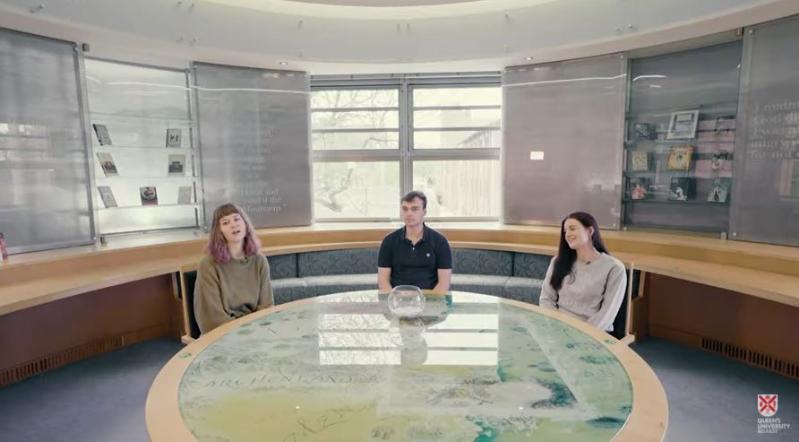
[539,253,627,332]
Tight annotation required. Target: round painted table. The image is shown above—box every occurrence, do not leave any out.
[146,291,667,441]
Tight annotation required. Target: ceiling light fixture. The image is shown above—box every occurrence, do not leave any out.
[279,61,288,66]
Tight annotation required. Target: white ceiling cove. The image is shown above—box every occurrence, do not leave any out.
[0,0,797,73]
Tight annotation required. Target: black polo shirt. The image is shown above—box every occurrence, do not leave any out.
[378,224,452,289]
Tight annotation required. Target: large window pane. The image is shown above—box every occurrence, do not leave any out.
[312,89,398,109]
[413,87,501,107]
[312,88,399,150]
[414,129,501,149]
[311,80,501,221]
[314,161,399,219]
[413,109,500,129]
[312,110,399,130]
[413,160,500,217]
[312,131,399,150]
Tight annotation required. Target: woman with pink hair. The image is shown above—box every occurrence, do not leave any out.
[194,203,273,334]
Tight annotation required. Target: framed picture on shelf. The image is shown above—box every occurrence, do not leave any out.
[630,151,650,171]
[96,152,118,177]
[92,123,112,146]
[667,110,699,139]
[168,154,186,176]
[707,178,731,203]
[97,185,117,208]
[667,145,694,171]
[177,186,193,204]
[140,186,159,206]
[166,128,182,148]
[669,177,695,201]
[628,177,651,200]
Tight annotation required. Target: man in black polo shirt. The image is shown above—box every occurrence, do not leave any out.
[378,191,452,292]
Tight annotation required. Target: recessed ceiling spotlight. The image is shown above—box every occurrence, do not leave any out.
[279,61,288,66]
[525,56,534,61]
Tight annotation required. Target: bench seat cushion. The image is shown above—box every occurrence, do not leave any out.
[503,276,543,305]
[303,273,377,296]
[272,278,312,304]
[450,274,509,297]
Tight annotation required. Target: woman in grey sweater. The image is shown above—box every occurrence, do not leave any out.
[194,203,274,334]
[539,212,627,332]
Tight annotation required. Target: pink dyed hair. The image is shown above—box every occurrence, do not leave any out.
[206,203,262,263]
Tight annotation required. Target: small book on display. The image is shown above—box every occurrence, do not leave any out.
[93,123,112,146]
[97,185,117,208]
[669,177,695,201]
[166,128,182,148]
[707,179,731,203]
[630,151,649,171]
[628,177,651,200]
[177,186,193,204]
[96,152,118,177]
[633,123,655,140]
[168,154,186,176]
[667,145,693,171]
[140,186,158,206]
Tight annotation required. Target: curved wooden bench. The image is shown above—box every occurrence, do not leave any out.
[1,224,797,385]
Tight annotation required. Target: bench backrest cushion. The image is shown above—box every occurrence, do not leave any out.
[267,253,297,280]
[452,249,513,276]
[512,252,552,279]
[298,248,380,277]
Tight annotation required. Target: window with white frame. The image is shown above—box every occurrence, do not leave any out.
[311,77,501,221]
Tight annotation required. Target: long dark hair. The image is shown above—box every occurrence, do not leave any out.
[549,211,609,291]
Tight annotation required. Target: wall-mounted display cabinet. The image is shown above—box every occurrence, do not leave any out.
[85,59,201,235]
[622,41,742,234]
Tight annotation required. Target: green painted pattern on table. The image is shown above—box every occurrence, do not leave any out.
[178,291,633,441]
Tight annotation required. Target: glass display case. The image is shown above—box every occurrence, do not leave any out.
[622,41,742,233]
[85,59,200,235]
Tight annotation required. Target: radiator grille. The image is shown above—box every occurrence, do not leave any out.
[701,337,799,380]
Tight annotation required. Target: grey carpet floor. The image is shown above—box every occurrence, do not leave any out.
[0,337,796,441]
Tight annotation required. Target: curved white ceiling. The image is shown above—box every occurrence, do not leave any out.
[0,0,797,74]
[286,0,487,8]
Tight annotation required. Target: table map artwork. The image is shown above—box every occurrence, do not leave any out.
[178,291,633,441]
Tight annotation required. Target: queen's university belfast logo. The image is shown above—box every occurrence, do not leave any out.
[757,394,791,434]
[758,394,777,417]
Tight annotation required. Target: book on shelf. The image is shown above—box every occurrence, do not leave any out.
[166,128,182,148]
[96,152,118,177]
[177,186,193,204]
[168,154,186,176]
[92,123,112,146]
[695,157,733,178]
[628,177,652,200]
[667,110,699,139]
[707,178,731,203]
[634,123,656,140]
[140,186,158,206]
[666,145,694,171]
[697,128,735,142]
[97,185,117,208]
[669,177,696,201]
[630,151,650,171]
